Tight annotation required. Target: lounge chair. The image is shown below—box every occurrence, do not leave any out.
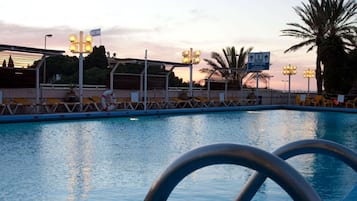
[295,95,302,105]
[170,97,193,108]
[147,97,167,109]
[311,95,324,106]
[345,97,357,108]
[90,96,104,111]
[0,98,13,115]
[225,97,241,106]
[12,98,36,114]
[82,97,101,112]
[42,98,65,113]
[113,97,127,110]
[63,101,80,112]
[192,96,211,108]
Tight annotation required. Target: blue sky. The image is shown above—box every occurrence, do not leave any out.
[0,0,316,91]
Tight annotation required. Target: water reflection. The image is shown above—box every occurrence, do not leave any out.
[65,124,93,201]
[38,122,94,201]
[0,110,356,201]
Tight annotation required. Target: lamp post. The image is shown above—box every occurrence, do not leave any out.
[43,34,53,83]
[303,68,314,95]
[182,48,200,97]
[282,64,297,105]
[69,31,92,111]
[281,80,288,91]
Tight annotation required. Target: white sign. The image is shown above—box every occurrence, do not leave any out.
[247,52,270,72]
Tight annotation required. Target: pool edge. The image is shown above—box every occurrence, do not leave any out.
[0,105,356,123]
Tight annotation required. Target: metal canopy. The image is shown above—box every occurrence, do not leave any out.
[0,44,65,111]
[109,58,189,68]
[0,44,65,55]
[108,58,192,104]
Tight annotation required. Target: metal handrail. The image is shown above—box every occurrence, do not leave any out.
[144,143,321,201]
[236,139,357,201]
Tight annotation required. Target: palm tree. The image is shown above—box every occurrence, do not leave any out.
[282,0,357,94]
[244,72,273,89]
[200,46,253,89]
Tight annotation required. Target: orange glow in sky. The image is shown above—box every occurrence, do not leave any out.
[0,0,316,91]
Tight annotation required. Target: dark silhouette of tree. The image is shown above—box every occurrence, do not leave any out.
[320,35,351,94]
[30,45,187,87]
[244,72,273,89]
[8,55,14,67]
[84,45,108,70]
[200,46,252,89]
[282,0,357,94]
[2,60,6,67]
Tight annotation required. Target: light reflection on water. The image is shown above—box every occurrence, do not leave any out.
[0,110,356,201]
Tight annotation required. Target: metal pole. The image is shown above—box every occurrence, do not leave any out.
[307,77,310,95]
[189,50,193,98]
[79,53,83,111]
[79,31,83,111]
[44,37,47,83]
[43,34,52,83]
[288,74,291,105]
[144,49,148,111]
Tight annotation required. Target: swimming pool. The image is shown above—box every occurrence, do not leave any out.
[0,109,356,201]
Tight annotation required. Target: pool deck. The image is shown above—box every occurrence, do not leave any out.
[0,104,356,123]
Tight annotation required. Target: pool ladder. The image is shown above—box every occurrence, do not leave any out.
[144,139,357,201]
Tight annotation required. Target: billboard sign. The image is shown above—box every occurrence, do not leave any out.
[247,52,270,72]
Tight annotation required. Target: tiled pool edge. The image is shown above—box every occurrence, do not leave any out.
[0,105,356,123]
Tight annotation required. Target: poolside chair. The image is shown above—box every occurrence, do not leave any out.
[82,97,100,112]
[12,98,36,114]
[42,98,65,113]
[0,97,13,115]
[170,97,193,108]
[147,97,166,109]
[193,96,214,108]
[90,96,104,111]
[345,97,357,108]
[295,95,301,105]
[311,95,324,106]
[112,97,126,110]
[322,98,333,107]
[62,101,80,112]
[225,97,241,106]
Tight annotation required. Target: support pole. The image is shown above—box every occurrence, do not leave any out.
[144,49,148,111]
[79,52,83,111]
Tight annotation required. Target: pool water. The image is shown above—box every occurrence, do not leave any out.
[0,110,356,201]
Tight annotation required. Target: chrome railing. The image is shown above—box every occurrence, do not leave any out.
[145,139,357,201]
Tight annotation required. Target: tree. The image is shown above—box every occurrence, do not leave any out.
[320,35,351,93]
[45,55,78,83]
[8,55,14,67]
[84,46,109,70]
[243,72,273,89]
[200,46,253,89]
[2,60,6,67]
[282,0,357,94]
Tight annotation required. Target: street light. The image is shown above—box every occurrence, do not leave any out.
[69,31,92,111]
[43,34,53,83]
[303,68,314,95]
[282,64,297,105]
[182,48,200,97]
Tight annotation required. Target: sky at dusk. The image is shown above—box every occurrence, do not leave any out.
[0,0,317,91]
